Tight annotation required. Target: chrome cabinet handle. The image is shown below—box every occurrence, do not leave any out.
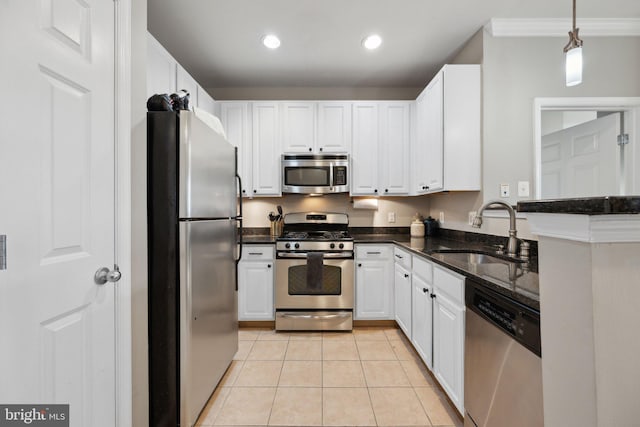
[366,251,381,255]
[248,252,263,255]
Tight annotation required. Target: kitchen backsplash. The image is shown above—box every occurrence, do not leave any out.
[241,194,431,228]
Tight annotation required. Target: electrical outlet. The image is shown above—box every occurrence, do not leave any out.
[468,211,477,225]
[500,184,510,198]
[439,211,445,224]
[388,212,396,223]
[518,181,530,197]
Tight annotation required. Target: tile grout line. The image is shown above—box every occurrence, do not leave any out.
[266,333,289,426]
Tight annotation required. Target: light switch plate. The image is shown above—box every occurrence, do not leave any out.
[388,212,396,223]
[518,181,530,197]
[439,211,445,223]
[500,184,510,198]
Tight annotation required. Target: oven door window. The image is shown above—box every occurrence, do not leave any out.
[284,167,330,187]
[288,264,341,295]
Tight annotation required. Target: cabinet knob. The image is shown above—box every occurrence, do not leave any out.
[430,293,436,299]
[358,263,362,267]
[319,147,323,152]
[385,189,389,193]
[374,189,378,193]
[308,147,312,152]
[404,273,409,278]
[422,288,428,293]
[267,264,271,268]
[253,189,257,193]
[426,185,429,190]
[242,189,246,193]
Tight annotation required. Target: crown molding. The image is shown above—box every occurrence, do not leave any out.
[486,18,640,37]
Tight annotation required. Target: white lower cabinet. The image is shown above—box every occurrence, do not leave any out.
[432,265,465,415]
[411,256,433,370]
[394,247,412,338]
[354,244,394,320]
[238,245,274,321]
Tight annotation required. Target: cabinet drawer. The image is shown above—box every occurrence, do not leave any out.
[394,247,412,269]
[412,255,432,282]
[242,245,274,260]
[433,265,464,305]
[355,244,393,260]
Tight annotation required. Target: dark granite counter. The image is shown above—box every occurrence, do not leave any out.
[354,233,540,310]
[242,227,540,310]
[518,196,640,215]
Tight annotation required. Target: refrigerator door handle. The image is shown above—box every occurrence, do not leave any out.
[235,173,243,291]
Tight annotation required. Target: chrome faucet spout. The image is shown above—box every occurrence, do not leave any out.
[474,200,519,257]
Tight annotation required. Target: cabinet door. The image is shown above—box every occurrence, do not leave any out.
[197,86,215,115]
[282,102,316,153]
[433,292,464,414]
[238,261,274,320]
[351,102,379,195]
[355,259,393,320]
[423,72,444,193]
[380,102,411,195]
[219,102,252,197]
[252,102,281,196]
[411,91,430,195]
[394,263,412,338]
[176,64,199,108]
[317,102,351,153]
[146,33,176,98]
[412,274,433,370]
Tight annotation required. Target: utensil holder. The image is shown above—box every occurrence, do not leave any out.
[270,220,283,237]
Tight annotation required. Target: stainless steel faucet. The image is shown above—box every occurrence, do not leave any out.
[472,200,520,258]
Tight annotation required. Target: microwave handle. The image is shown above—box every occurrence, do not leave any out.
[329,163,333,188]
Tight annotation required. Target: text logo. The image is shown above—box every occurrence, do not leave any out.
[0,405,69,427]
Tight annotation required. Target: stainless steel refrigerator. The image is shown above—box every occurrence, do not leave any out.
[147,110,242,427]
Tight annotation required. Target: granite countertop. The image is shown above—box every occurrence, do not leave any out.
[355,234,539,310]
[241,229,540,310]
[517,196,640,215]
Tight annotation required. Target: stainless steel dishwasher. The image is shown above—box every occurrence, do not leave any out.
[464,278,543,427]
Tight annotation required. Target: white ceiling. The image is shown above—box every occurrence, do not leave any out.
[148,0,639,89]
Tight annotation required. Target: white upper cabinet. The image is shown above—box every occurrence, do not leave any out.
[411,64,480,194]
[317,102,352,153]
[281,101,351,154]
[197,86,215,115]
[252,102,281,196]
[351,102,380,195]
[413,73,444,194]
[146,33,176,98]
[218,102,252,197]
[380,102,411,195]
[443,65,481,191]
[281,102,316,153]
[351,102,411,196]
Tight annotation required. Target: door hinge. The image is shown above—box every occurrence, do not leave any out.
[617,134,629,146]
[0,235,6,270]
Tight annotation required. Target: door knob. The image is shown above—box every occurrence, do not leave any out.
[94,265,122,285]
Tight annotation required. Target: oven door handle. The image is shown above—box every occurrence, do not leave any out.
[280,312,352,320]
[277,252,353,259]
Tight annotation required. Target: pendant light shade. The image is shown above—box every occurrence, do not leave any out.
[563,0,583,87]
[565,47,583,86]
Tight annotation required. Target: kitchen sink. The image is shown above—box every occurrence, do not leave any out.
[430,249,529,285]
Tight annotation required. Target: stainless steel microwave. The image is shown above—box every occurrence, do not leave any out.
[282,154,349,194]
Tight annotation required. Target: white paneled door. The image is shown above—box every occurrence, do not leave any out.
[0,1,117,426]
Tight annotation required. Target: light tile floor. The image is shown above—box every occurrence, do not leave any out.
[196,327,463,427]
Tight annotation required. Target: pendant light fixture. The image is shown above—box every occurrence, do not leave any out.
[563,0,583,86]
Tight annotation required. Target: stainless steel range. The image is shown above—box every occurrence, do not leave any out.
[275,212,354,331]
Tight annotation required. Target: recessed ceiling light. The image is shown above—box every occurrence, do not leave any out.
[262,34,281,49]
[362,34,382,50]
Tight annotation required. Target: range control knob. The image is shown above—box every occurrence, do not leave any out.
[294,243,300,249]
[285,243,291,249]
[330,243,335,249]
[339,243,344,249]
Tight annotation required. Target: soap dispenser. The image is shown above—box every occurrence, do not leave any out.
[410,213,425,237]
